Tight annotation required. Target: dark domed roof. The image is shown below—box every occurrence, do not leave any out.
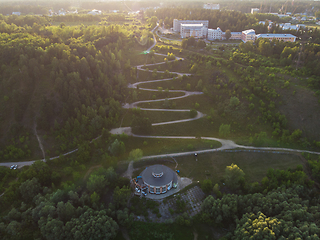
[141,164,177,187]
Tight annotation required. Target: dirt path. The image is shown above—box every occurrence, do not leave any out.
[120,227,131,240]
[122,161,134,179]
[83,165,102,180]
[34,123,45,159]
[193,230,198,240]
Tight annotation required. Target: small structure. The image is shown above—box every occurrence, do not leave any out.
[12,12,21,16]
[203,3,220,10]
[241,29,256,42]
[251,8,260,14]
[135,165,178,195]
[88,9,102,15]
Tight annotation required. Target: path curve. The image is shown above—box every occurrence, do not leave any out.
[1,28,320,169]
[110,28,320,158]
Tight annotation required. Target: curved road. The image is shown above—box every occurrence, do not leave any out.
[1,28,320,169]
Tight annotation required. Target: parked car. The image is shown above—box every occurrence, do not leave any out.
[10,165,18,170]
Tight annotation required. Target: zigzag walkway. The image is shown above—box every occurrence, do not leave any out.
[1,31,320,169]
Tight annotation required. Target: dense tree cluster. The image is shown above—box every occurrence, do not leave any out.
[236,36,320,76]
[0,14,150,159]
[0,162,132,239]
[200,184,320,239]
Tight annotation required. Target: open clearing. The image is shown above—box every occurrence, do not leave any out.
[132,151,302,183]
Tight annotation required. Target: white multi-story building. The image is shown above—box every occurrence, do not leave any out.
[208,27,224,40]
[180,24,208,38]
[251,8,260,14]
[256,33,297,42]
[203,3,220,10]
[241,29,256,42]
[173,19,209,32]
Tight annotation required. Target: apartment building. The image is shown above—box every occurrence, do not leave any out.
[207,27,224,40]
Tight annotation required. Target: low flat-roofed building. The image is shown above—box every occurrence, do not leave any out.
[208,27,224,40]
[230,32,242,40]
[241,29,256,42]
[256,33,297,42]
[173,19,209,32]
[180,23,208,38]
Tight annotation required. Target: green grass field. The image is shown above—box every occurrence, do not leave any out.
[132,151,302,184]
[121,137,221,161]
[128,89,184,104]
[120,109,191,127]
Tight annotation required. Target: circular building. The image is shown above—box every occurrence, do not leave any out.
[140,164,178,194]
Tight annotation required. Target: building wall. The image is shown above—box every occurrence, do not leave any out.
[230,32,242,40]
[251,8,259,14]
[146,181,172,194]
[208,28,223,40]
[241,29,256,42]
[256,35,296,42]
[173,19,209,32]
[181,25,207,38]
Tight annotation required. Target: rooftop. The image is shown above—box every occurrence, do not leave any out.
[242,29,255,34]
[256,33,296,38]
[141,165,177,187]
[181,23,204,27]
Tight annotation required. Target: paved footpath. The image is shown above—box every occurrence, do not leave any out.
[1,27,320,169]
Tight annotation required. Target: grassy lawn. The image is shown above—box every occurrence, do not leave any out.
[130,150,302,184]
[140,75,199,91]
[138,94,213,113]
[120,109,191,127]
[129,51,165,66]
[175,151,302,183]
[131,70,174,84]
[141,59,191,74]
[127,89,184,104]
[120,137,221,161]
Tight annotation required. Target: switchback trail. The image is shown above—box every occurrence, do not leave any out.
[1,28,320,169]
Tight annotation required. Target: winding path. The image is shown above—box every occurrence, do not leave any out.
[1,28,320,170]
[110,30,320,158]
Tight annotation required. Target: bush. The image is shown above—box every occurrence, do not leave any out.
[190,109,197,118]
[201,179,213,194]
